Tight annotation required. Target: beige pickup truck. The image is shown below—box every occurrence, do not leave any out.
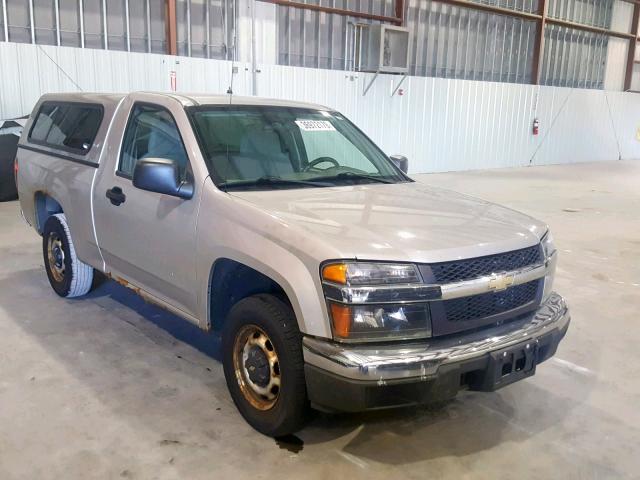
[16,92,570,436]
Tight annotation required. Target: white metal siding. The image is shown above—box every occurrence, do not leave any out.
[1,42,638,173]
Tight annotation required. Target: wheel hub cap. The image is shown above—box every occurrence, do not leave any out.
[232,325,281,411]
[244,345,270,387]
[47,233,65,283]
[53,246,63,268]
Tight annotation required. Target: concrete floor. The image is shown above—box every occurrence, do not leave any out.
[1,160,639,479]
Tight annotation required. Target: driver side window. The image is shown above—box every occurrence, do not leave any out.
[119,104,189,179]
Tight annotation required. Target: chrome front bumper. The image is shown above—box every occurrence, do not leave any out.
[303,292,570,383]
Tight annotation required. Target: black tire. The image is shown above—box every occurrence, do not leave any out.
[42,213,94,298]
[0,134,19,202]
[222,294,308,437]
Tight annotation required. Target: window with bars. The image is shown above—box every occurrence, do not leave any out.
[0,0,167,53]
[175,0,233,59]
[406,2,537,83]
[541,24,609,88]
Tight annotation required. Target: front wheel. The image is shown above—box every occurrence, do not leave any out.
[42,213,94,298]
[222,294,308,437]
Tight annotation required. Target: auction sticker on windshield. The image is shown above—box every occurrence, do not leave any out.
[295,120,336,132]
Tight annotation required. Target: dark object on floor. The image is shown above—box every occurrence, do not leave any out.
[0,134,19,202]
[275,434,304,453]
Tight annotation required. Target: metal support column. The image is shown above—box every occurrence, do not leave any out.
[206,0,211,58]
[166,0,177,55]
[186,0,192,56]
[532,0,548,84]
[328,0,335,69]
[101,0,108,49]
[316,6,321,68]
[28,0,35,44]
[223,0,229,60]
[146,0,151,52]
[79,0,85,48]
[251,0,257,95]
[125,0,130,52]
[395,0,404,26]
[624,4,640,91]
[2,0,9,42]
[54,0,61,46]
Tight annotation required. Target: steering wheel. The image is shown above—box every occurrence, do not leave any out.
[303,156,340,172]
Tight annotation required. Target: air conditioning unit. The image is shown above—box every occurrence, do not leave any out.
[357,24,410,74]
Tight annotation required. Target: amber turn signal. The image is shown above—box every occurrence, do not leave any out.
[329,303,352,338]
[322,263,347,284]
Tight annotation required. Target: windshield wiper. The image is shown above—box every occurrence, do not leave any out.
[218,176,333,190]
[310,171,395,184]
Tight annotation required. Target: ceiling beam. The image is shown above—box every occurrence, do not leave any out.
[262,0,403,25]
[546,17,635,40]
[430,0,541,21]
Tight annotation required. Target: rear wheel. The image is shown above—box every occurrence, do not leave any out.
[222,294,308,437]
[42,213,94,298]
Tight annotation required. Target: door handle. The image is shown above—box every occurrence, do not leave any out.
[106,186,126,206]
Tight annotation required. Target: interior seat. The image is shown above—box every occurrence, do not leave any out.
[232,128,294,178]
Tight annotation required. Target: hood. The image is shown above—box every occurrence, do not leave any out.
[229,181,547,263]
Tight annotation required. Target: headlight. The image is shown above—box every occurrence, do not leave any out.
[329,303,431,341]
[322,262,432,342]
[541,230,557,301]
[322,262,421,286]
[541,230,556,259]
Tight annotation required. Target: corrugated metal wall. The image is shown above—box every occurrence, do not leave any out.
[405,1,537,83]
[547,0,612,27]
[275,0,632,90]
[1,42,638,173]
[1,0,634,91]
[541,25,608,89]
[175,0,235,58]
[1,0,172,53]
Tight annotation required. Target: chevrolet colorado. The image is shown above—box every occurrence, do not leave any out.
[17,92,570,436]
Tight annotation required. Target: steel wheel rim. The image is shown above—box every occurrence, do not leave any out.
[47,233,65,283]
[232,324,281,411]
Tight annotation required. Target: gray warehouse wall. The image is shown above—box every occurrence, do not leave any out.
[1,42,638,173]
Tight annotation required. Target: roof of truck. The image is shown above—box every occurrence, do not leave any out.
[38,92,126,106]
[170,93,331,111]
[37,92,330,111]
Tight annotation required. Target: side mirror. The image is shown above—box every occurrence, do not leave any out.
[390,155,408,174]
[132,158,193,199]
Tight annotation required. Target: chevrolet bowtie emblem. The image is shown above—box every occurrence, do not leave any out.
[488,273,515,291]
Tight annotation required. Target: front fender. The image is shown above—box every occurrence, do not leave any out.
[195,182,335,338]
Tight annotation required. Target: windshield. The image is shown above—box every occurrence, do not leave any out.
[188,106,410,190]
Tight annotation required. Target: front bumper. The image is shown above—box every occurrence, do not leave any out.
[303,292,570,412]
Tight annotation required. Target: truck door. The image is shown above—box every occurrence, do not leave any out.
[93,100,201,319]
